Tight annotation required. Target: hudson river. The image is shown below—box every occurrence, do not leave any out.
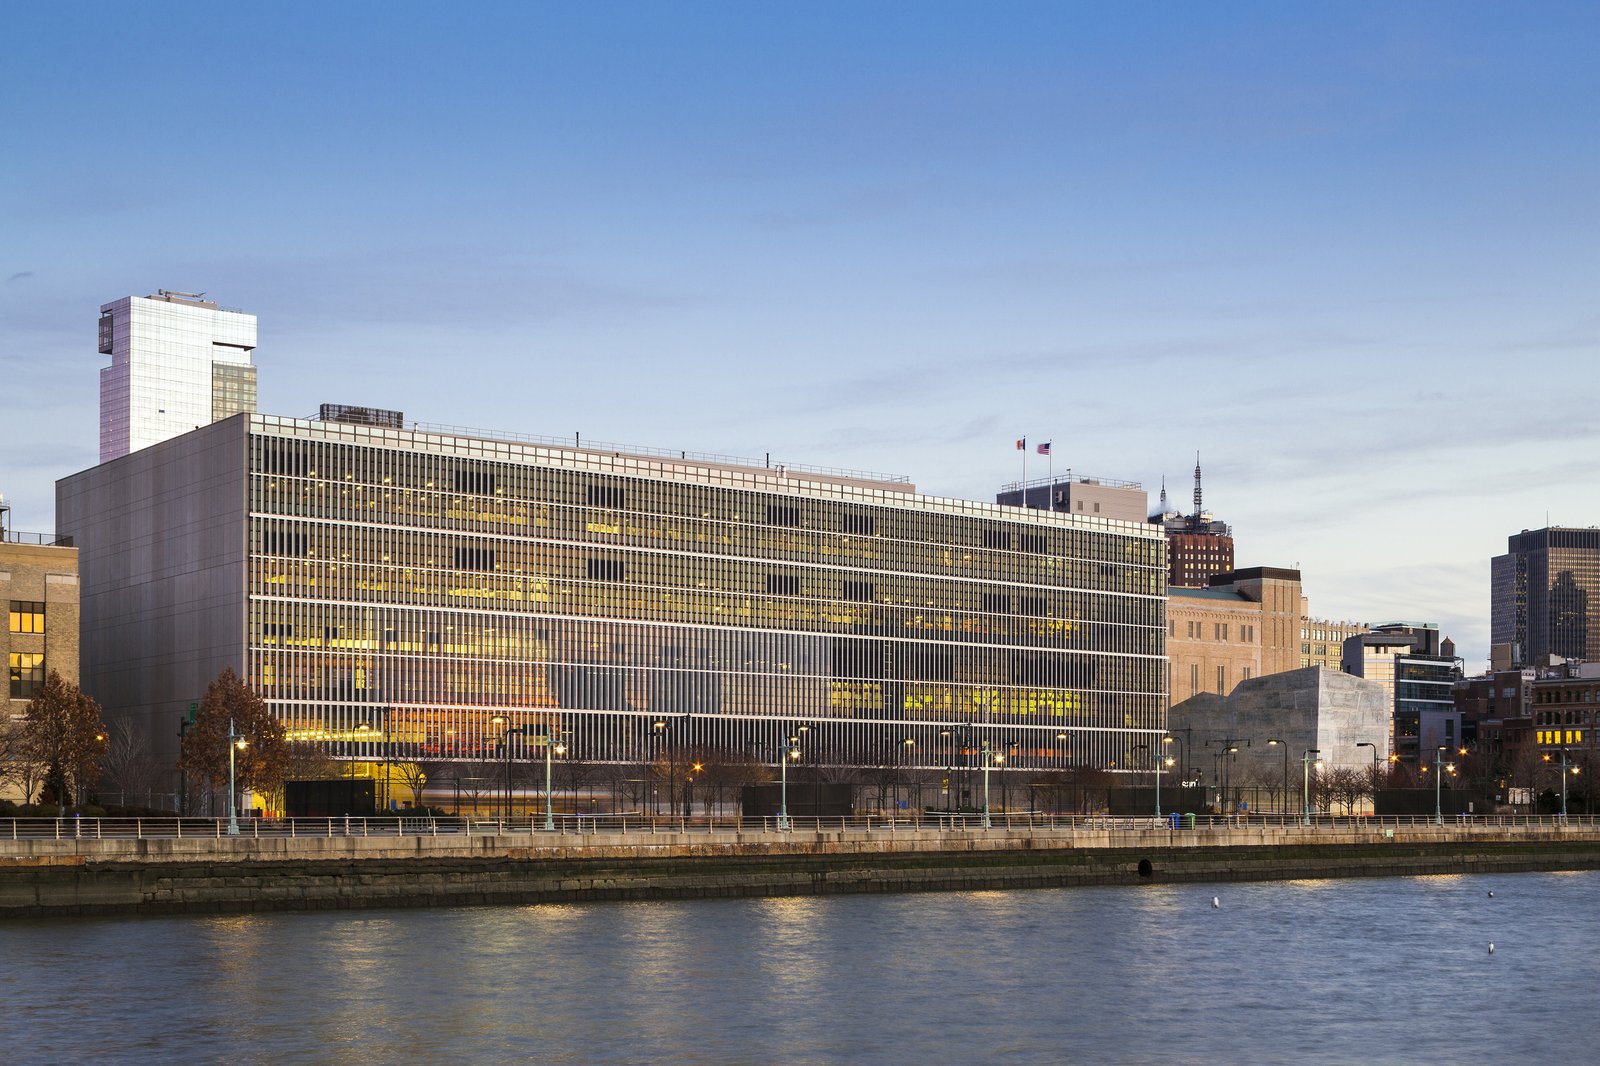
[8,872,1598,1064]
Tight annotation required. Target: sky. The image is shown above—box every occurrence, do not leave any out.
[3,2,1597,669]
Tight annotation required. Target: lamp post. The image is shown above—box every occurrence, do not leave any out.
[226,718,247,836]
[1356,741,1379,815]
[980,740,994,828]
[1209,739,1247,816]
[1543,750,1578,819]
[1267,739,1288,818]
[1302,748,1321,826]
[1162,734,1183,790]
[778,732,800,830]
[651,719,667,816]
[540,725,568,831]
[492,716,531,823]
[1432,746,1456,825]
[898,737,916,820]
[1003,739,1018,817]
[1134,742,1161,819]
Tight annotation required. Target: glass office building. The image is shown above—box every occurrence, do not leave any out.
[97,291,258,463]
[1492,528,1600,667]
[61,413,1168,781]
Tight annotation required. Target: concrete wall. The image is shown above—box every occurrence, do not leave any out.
[57,416,250,775]
[6,824,1600,918]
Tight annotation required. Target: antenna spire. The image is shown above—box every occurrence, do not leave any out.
[1192,453,1203,517]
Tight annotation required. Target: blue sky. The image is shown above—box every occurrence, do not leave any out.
[3,2,1597,666]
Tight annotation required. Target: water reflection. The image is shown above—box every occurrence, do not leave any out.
[7,873,1600,1064]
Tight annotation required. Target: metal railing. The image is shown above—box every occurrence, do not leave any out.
[5,811,1600,842]
[0,530,70,546]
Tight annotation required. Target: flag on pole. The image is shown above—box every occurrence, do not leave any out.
[1036,442,1052,456]
[1015,438,1026,450]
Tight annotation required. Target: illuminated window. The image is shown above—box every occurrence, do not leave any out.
[8,601,44,634]
[9,652,45,699]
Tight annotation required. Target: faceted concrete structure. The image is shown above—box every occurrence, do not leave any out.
[1170,666,1391,802]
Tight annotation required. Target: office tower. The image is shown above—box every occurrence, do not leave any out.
[1491,528,1600,667]
[98,290,257,462]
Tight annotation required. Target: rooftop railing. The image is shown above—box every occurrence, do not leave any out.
[0,530,71,547]
[999,471,1143,492]
[392,420,913,485]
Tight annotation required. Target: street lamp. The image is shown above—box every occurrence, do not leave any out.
[940,728,954,812]
[778,732,800,830]
[1163,734,1183,788]
[980,740,996,828]
[1433,746,1456,825]
[1543,750,1579,819]
[491,715,531,822]
[1004,739,1019,817]
[1267,739,1289,818]
[900,737,916,819]
[1301,748,1321,826]
[1134,742,1161,819]
[539,725,568,831]
[226,718,247,836]
[1356,741,1381,816]
[1209,739,1246,816]
[651,718,667,816]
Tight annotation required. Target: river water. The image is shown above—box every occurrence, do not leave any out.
[5,872,1596,1064]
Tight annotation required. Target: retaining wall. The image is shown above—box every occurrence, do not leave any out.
[5,824,1600,918]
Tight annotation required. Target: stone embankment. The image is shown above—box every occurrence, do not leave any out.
[5,822,1600,918]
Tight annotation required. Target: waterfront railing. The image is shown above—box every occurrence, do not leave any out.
[6,812,1600,842]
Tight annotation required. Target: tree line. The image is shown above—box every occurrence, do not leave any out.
[1,667,310,816]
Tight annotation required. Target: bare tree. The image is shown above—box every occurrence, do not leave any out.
[456,758,498,817]
[98,719,164,809]
[281,740,343,782]
[389,751,438,810]
[1327,766,1368,815]
[0,713,40,802]
[556,756,601,817]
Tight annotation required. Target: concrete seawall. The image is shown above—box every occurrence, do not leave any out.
[5,824,1600,918]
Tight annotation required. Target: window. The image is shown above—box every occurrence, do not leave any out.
[263,530,309,556]
[844,581,874,602]
[1190,664,1200,694]
[767,574,800,596]
[9,653,44,699]
[455,470,496,495]
[587,484,625,508]
[841,513,875,535]
[981,529,1012,549]
[456,547,496,571]
[1217,665,1226,692]
[587,558,625,581]
[9,601,44,634]
[766,505,800,527]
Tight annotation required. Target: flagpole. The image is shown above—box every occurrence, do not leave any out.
[1021,437,1027,502]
